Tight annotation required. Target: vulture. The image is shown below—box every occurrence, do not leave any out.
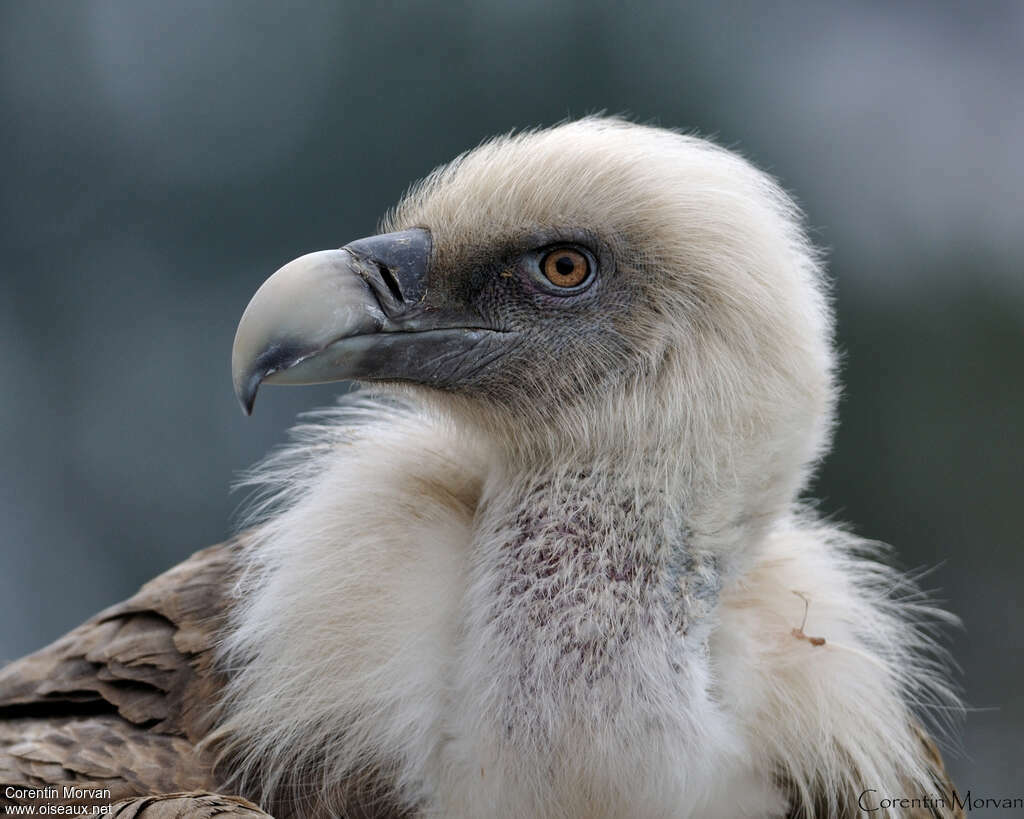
[1,118,962,818]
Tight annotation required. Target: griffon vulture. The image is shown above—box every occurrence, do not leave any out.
[1,118,960,818]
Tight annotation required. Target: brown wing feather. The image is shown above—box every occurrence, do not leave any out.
[784,721,963,818]
[110,791,273,817]
[909,721,965,819]
[0,541,239,809]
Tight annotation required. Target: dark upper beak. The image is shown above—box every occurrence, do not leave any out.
[231,228,496,414]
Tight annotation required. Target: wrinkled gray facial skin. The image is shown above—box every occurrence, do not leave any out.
[418,227,641,405]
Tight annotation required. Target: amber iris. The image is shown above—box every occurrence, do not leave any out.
[540,248,590,288]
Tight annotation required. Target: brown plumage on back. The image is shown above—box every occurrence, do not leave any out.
[779,722,965,818]
[0,543,233,806]
[110,792,272,818]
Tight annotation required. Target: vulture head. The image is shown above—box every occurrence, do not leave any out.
[234,118,833,553]
[219,119,954,818]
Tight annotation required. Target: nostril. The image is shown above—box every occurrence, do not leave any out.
[376,262,405,305]
[344,229,430,308]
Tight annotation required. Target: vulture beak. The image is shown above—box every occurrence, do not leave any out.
[232,228,493,414]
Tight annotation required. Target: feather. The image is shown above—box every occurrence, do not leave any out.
[0,542,235,806]
[110,792,272,818]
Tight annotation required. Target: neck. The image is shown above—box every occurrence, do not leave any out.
[456,450,722,724]
[450,384,781,565]
[440,448,727,812]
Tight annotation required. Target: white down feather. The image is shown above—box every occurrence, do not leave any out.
[211,395,957,818]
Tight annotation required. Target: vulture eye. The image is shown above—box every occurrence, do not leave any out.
[539,247,592,290]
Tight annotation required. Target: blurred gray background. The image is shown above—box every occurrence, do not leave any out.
[2,0,1021,804]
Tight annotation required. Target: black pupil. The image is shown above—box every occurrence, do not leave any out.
[555,255,577,277]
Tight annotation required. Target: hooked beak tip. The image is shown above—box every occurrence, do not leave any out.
[235,370,261,416]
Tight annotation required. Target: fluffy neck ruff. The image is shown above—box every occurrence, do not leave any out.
[210,395,958,819]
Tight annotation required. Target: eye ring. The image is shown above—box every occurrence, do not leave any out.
[539,247,592,290]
